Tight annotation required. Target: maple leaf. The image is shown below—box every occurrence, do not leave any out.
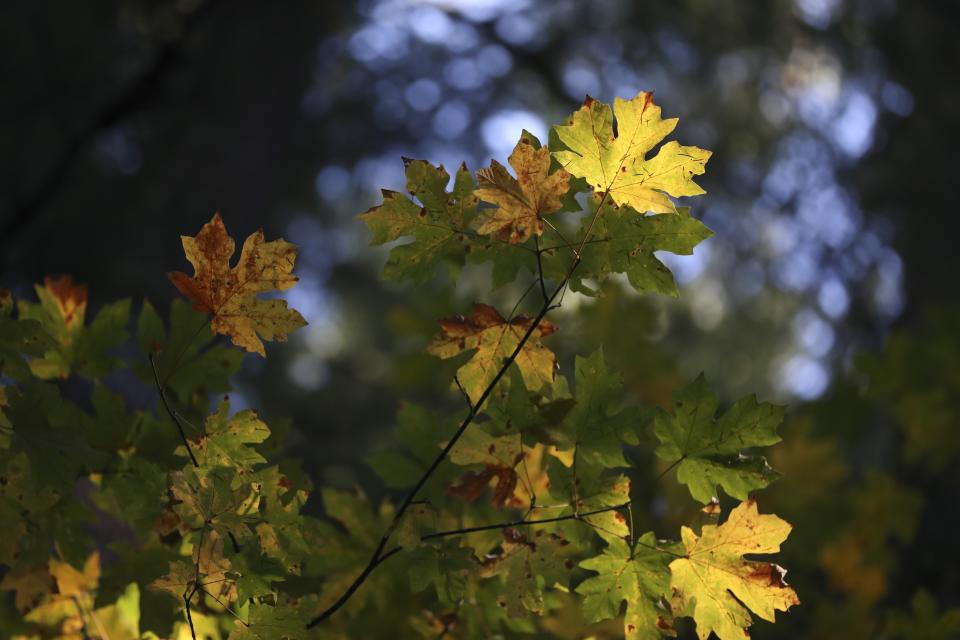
[137,299,243,400]
[669,499,799,640]
[176,399,270,469]
[0,565,55,614]
[49,551,100,599]
[40,275,88,330]
[654,374,785,504]
[359,158,480,283]
[541,199,713,297]
[167,213,307,356]
[577,534,678,640]
[169,466,260,541]
[446,427,525,509]
[482,527,573,617]
[557,349,647,469]
[228,598,316,640]
[16,276,130,379]
[551,92,711,214]
[427,303,558,403]
[474,132,572,243]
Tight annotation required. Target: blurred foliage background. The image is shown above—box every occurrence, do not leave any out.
[1,0,958,637]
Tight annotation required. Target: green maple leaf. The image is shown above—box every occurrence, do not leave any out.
[551,92,710,214]
[0,451,60,565]
[228,537,287,603]
[540,199,712,297]
[577,534,678,640]
[169,466,260,540]
[653,375,785,504]
[16,277,129,379]
[406,540,474,604]
[176,400,270,469]
[0,289,55,380]
[321,488,385,552]
[544,456,631,544]
[11,383,106,492]
[137,299,243,401]
[229,599,315,640]
[482,528,573,617]
[91,455,166,539]
[360,158,479,284]
[557,349,648,469]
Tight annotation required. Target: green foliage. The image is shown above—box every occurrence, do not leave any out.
[653,374,785,503]
[0,93,805,640]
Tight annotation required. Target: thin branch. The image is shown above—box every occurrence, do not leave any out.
[421,502,630,540]
[534,235,548,303]
[149,352,199,468]
[307,191,612,630]
[181,524,214,640]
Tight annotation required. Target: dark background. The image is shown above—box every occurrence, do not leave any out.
[2,1,958,637]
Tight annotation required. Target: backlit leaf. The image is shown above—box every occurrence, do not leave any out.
[577,534,677,640]
[669,499,799,640]
[552,92,710,214]
[168,213,307,356]
[474,132,571,243]
[654,374,785,503]
[360,159,479,283]
[427,303,557,403]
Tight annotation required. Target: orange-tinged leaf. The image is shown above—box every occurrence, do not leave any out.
[427,303,557,403]
[43,275,88,329]
[167,213,307,356]
[669,499,799,640]
[475,134,571,243]
[447,427,524,508]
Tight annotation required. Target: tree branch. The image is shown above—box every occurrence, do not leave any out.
[307,192,611,630]
[149,352,200,468]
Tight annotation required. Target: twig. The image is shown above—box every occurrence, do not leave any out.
[149,352,200,468]
[183,526,205,640]
[534,235,548,303]
[421,502,630,540]
[307,190,613,629]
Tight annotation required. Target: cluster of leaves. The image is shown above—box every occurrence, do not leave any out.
[0,93,799,639]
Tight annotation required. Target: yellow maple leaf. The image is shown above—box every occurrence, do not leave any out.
[669,499,799,640]
[552,92,711,214]
[426,303,557,404]
[168,213,307,356]
[50,551,100,599]
[474,134,571,243]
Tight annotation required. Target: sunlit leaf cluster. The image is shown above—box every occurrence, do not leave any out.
[0,93,801,640]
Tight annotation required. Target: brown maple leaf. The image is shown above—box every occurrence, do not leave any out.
[427,303,557,403]
[168,213,307,356]
[474,135,571,243]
